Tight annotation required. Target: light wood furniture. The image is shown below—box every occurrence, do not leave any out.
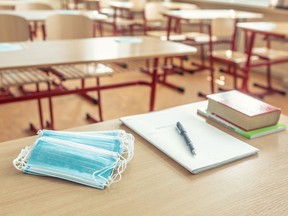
[213,22,288,96]
[237,22,288,95]
[0,9,108,22]
[0,13,32,42]
[43,13,116,123]
[15,2,53,39]
[162,9,263,95]
[0,13,53,131]
[1,101,288,215]
[0,9,108,38]
[0,36,196,125]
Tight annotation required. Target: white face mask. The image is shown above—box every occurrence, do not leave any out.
[13,130,135,189]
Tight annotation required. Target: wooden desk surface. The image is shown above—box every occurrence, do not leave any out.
[237,22,288,38]
[0,36,197,70]
[108,1,199,12]
[109,1,145,12]
[0,9,108,22]
[1,101,288,215]
[162,9,263,20]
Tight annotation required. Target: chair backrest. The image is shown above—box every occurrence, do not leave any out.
[44,14,94,40]
[144,2,165,22]
[130,0,147,10]
[0,14,31,42]
[15,2,53,10]
[212,18,235,38]
[99,0,110,8]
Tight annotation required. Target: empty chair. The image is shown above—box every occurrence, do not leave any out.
[251,36,287,96]
[182,18,235,73]
[0,14,54,131]
[44,14,95,40]
[0,14,33,42]
[15,2,53,10]
[98,0,147,36]
[209,24,264,96]
[43,14,115,121]
[15,2,53,39]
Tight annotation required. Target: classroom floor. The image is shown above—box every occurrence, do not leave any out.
[0,56,287,143]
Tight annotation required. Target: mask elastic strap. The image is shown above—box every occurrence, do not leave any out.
[119,132,135,162]
[92,159,122,188]
[12,146,31,171]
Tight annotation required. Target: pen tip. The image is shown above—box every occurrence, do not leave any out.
[191,150,196,156]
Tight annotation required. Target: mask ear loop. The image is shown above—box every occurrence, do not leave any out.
[92,158,122,188]
[12,146,32,171]
[119,132,135,162]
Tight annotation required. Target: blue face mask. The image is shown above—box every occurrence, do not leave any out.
[13,130,134,189]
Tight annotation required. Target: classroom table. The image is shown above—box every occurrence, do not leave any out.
[233,22,288,94]
[0,36,196,111]
[1,101,288,215]
[161,9,263,94]
[0,9,108,22]
[109,0,198,11]
[109,0,145,12]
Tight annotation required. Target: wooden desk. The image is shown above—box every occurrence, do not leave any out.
[109,1,199,11]
[237,21,288,38]
[0,36,196,112]
[1,101,288,215]
[235,22,288,94]
[109,1,145,12]
[162,9,263,94]
[0,9,108,22]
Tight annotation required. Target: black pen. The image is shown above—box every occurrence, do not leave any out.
[176,121,196,156]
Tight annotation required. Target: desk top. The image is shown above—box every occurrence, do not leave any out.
[0,9,108,22]
[1,101,288,215]
[0,36,197,70]
[163,9,263,20]
[237,22,288,38]
[109,1,145,12]
[108,1,198,12]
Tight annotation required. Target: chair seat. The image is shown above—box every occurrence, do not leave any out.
[184,32,218,43]
[50,64,114,80]
[212,50,260,64]
[104,17,143,27]
[0,68,52,88]
[100,8,115,16]
[253,47,288,60]
[147,30,186,41]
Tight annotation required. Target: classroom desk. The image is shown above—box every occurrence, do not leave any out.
[109,0,144,12]
[109,0,198,11]
[1,101,288,215]
[0,36,196,112]
[161,9,263,94]
[0,9,108,22]
[234,22,288,94]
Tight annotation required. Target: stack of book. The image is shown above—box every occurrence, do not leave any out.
[197,90,286,139]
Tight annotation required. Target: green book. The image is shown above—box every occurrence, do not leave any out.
[197,107,286,139]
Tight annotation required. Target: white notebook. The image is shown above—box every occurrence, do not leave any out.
[120,103,259,174]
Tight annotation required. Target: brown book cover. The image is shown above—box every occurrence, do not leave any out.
[207,90,281,131]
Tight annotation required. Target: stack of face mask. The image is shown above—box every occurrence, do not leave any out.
[13,129,135,189]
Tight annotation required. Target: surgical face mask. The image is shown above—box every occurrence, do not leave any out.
[37,129,134,162]
[13,130,135,189]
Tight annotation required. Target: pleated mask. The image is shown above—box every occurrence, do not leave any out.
[13,130,134,189]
